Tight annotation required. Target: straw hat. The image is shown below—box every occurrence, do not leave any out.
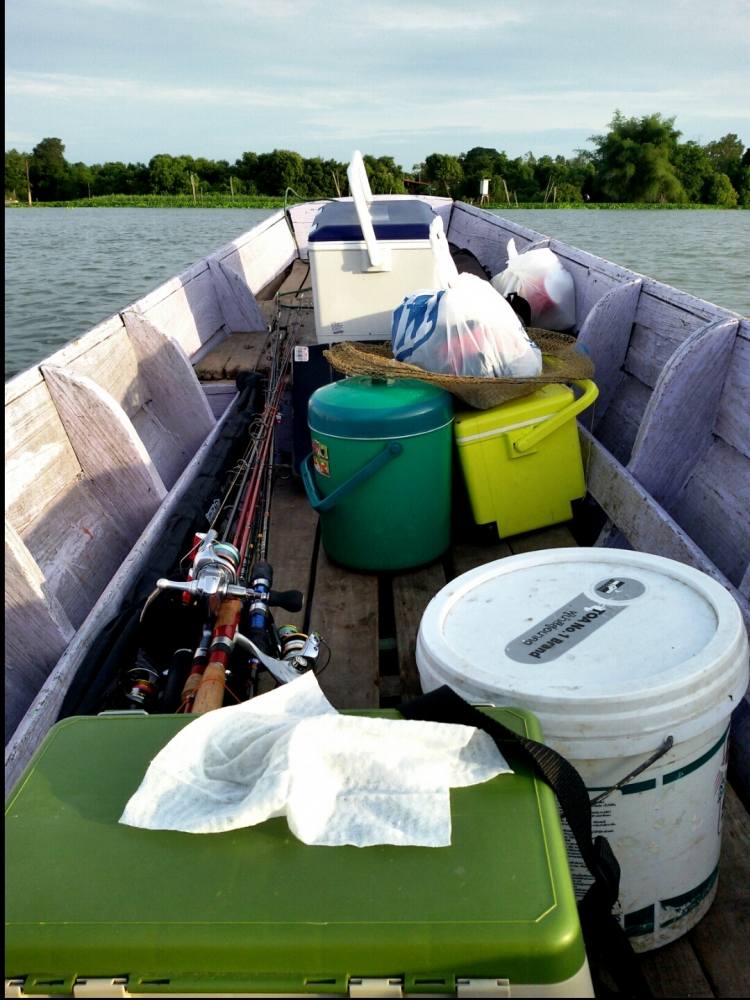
[324,329,594,409]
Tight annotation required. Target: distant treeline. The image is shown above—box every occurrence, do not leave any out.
[5,112,750,208]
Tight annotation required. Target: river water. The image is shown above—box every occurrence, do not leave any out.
[4,206,749,381]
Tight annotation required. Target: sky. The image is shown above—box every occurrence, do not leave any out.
[5,0,750,170]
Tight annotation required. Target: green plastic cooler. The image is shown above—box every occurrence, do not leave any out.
[301,376,453,571]
[5,710,593,998]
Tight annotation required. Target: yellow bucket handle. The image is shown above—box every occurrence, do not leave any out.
[513,379,599,455]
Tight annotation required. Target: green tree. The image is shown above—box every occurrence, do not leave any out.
[674,142,715,202]
[361,155,405,194]
[255,149,305,195]
[505,154,540,201]
[589,112,687,203]
[703,172,739,207]
[532,155,585,202]
[704,133,745,177]
[92,161,135,195]
[233,151,258,194]
[4,149,30,201]
[148,154,193,194]
[29,137,72,201]
[458,146,507,200]
[301,156,346,197]
[733,160,750,207]
[422,153,464,197]
[68,161,94,199]
[193,157,230,192]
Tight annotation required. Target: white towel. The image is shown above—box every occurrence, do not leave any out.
[120,672,510,847]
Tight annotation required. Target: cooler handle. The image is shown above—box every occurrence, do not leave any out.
[513,379,599,455]
[346,150,391,272]
[301,441,403,513]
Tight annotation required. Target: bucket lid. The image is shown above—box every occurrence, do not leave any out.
[416,548,749,757]
[308,376,453,439]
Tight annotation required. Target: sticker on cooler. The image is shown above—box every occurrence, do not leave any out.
[312,439,330,477]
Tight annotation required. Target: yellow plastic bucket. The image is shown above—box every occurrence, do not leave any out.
[454,379,598,538]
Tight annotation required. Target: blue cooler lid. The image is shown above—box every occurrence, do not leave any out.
[308,377,453,439]
[308,199,435,243]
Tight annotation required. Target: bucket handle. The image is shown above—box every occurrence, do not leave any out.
[513,379,599,455]
[301,441,403,513]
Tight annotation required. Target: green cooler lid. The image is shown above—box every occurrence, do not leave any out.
[308,376,453,439]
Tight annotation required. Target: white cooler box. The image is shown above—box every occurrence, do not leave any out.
[308,152,457,343]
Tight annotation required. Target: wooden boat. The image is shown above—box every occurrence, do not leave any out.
[5,189,749,998]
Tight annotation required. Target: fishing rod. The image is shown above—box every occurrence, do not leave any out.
[133,330,325,715]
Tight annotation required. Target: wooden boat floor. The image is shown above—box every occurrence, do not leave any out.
[265,471,750,999]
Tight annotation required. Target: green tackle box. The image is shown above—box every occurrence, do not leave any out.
[5,708,592,999]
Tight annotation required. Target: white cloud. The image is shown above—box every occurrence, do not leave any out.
[359,2,526,31]
[4,71,327,111]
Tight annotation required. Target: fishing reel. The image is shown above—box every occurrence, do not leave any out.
[155,532,323,690]
[156,531,302,610]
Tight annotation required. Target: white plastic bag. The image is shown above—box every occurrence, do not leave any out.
[391,272,542,378]
[491,238,576,330]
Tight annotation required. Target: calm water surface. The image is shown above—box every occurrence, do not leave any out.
[4,208,275,380]
[5,207,749,381]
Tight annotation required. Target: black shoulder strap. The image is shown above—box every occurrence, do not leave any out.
[400,685,653,999]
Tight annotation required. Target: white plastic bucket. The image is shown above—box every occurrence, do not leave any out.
[416,548,749,951]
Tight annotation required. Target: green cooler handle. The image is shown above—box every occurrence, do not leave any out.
[301,441,404,513]
[513,379,599,455]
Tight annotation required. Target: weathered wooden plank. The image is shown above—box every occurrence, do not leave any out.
[202,381,239,419]
[581,426,750,629]
[277,257,313,297]
[670,439,750,590]
[638,937,715,998]
[269,258,317,345]
[507,525,577,553]
[229,211,298,294]
[194,333,269,381]
[5,521,76,739]
[3,314,126,405]
[308,548,379,709]
[207,255,268,333]
[626,290,715,389]
[629,318,738,507]
[61,324,150,418]
[4,396,245,796]
[592,373,653,467]
[392,562,448,698]
[132,261,228,361]
[21,478,134,630]
[4,380,82,534]
[451,539,512,578]
[123,310,216,487]
[687,785,750,998]
[287,200,327,259]
[714,333,750,460]
[576,278,642,420]
[266,473,319,632]
[41,365,167,537]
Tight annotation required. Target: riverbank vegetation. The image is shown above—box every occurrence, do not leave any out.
[5,112,749,208]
